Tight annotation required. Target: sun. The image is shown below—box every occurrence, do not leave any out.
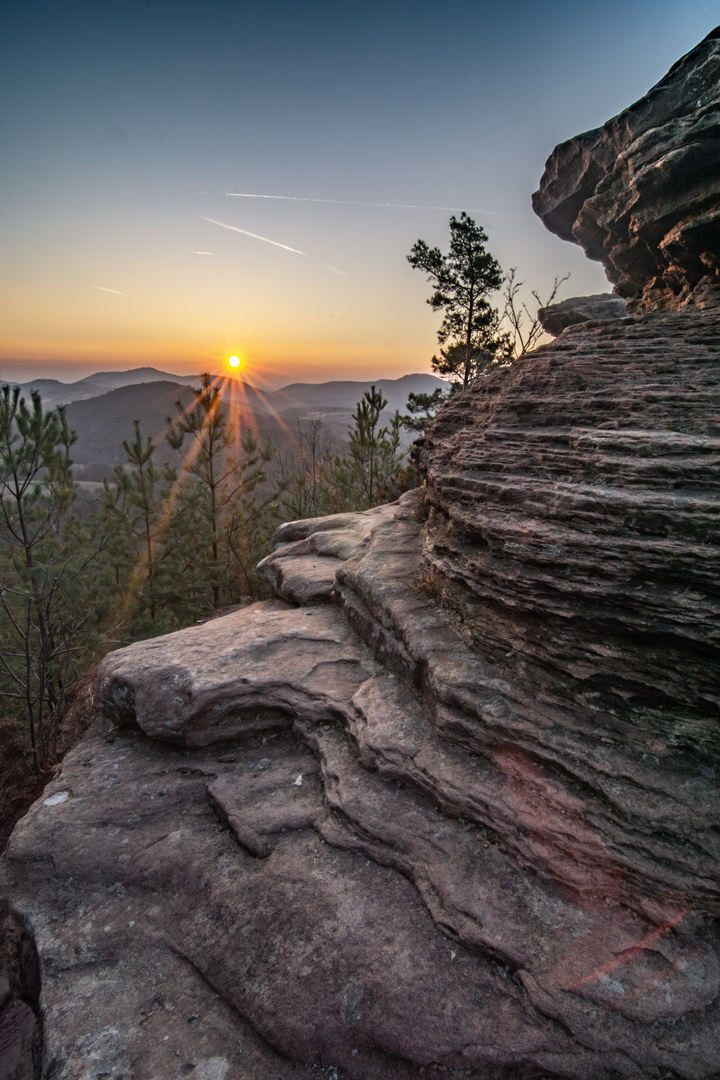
[227,354,242,370]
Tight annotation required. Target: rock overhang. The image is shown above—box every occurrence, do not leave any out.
[532,28,720,312]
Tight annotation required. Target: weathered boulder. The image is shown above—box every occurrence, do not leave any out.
[258,501,408,605]
[532,28,720,312]
[538,293,626,336]
[0,901,41,1080]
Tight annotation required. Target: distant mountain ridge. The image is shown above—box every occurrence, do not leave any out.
[24,370,447,470]
[6,367,445,415]
[64,382,286,470]
[7,368,203,408]
[266,374,443,415]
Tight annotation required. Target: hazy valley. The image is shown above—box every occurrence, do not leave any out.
[7,368,445,475]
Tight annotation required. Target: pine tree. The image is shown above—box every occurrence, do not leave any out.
[401,386,454,432]
[408,212,511,388]
[100,419,174,635]
[331,387,405,510]
[0,386,107,768]
[166,374,278,611]
[277,418,341,520]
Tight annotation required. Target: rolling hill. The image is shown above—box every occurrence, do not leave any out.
[55,372,445,470]
[9,368,204,409]
[263,373,445,414]
[64,382,292,469]
[6,369,446,472]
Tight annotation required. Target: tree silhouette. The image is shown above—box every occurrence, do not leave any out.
[408,213,510,388]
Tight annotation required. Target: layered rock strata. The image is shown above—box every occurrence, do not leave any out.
[2,415,719,1077]
[3,29,720,1080]
[532,29,720,311]
[422,308,720,913]
[537,293,626,336]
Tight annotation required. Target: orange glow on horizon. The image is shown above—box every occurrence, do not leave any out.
[0,331,436,389]
[0,332,436,393]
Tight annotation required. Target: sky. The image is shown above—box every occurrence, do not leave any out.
[1,0,717,390]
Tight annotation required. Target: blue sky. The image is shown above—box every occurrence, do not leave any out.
[1,0,717,386]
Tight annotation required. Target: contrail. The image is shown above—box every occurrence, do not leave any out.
[94,286,125,295]
[226,192,495,213]
[201,216,304,254]
[192,251,215,255]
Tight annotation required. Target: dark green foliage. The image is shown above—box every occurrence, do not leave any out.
[408,212,511,389]
[0,386,109,769]
[166,373,279,611]
[401,387,454,432]
[330,386,406,510]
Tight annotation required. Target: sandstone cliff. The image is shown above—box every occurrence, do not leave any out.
[533,28,720,313]
[2,31,719,1080]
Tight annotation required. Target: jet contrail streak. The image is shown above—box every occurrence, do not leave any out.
[94,286,125,295]
[201,216,304,254]
[226,192,496,213]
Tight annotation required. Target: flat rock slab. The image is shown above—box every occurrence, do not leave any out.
[98,602,379,747]
[0,726,576,1080]
[538,293,626,336]
[260,554,343,605]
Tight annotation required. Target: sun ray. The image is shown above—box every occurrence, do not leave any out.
[606,944,706,1013]
[567,906,694,990]
[111,361,310,628]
